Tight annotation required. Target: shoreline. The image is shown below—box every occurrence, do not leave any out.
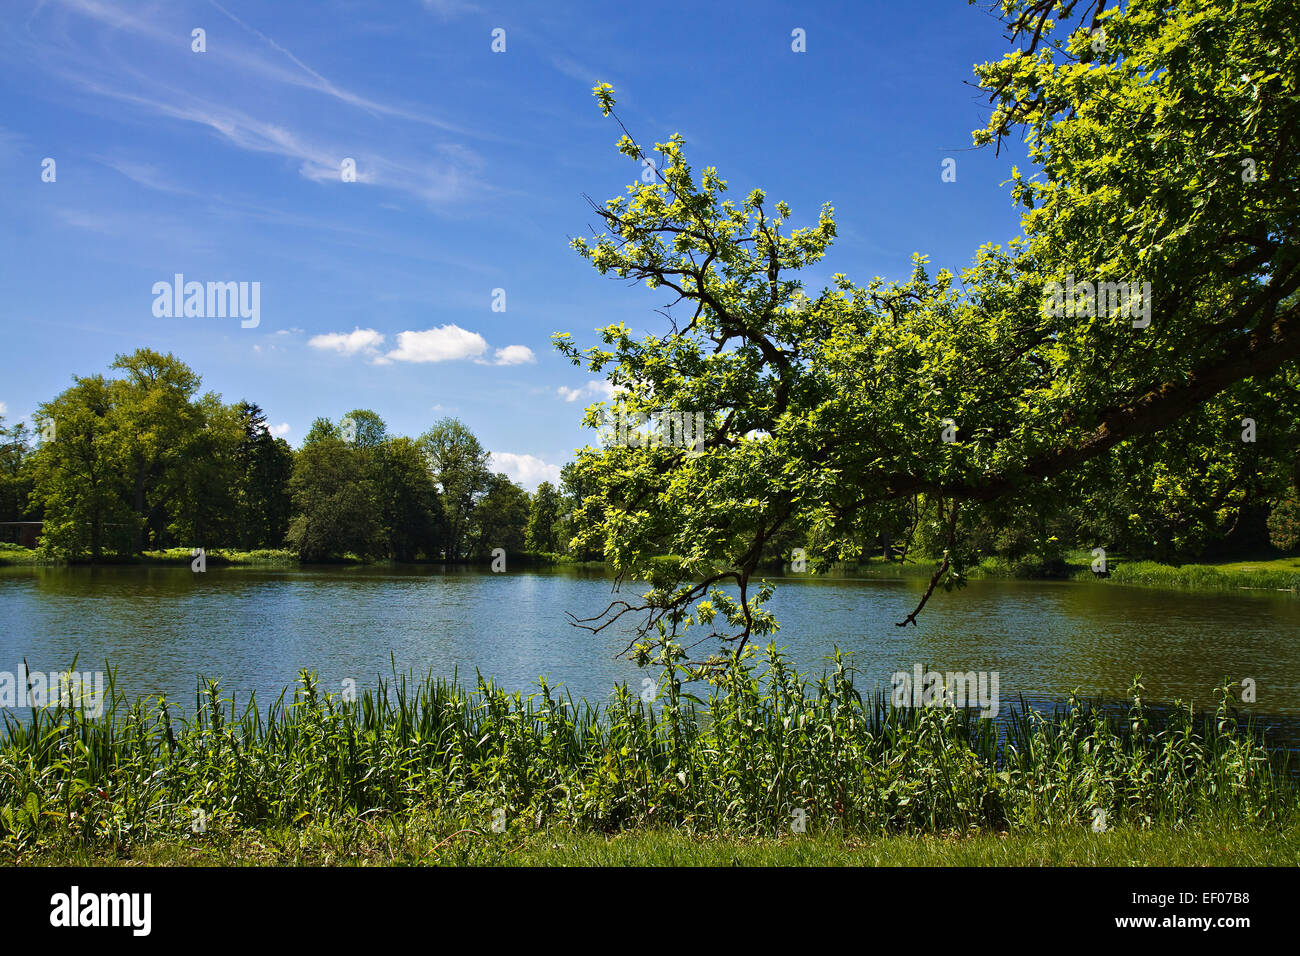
[3,544,1296,596]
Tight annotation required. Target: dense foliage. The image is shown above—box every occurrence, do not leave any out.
[0,650,1292,854]
[557,0,1300,652]
[0,350,575,564]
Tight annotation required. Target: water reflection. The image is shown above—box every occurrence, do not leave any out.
[1,565,1296,734]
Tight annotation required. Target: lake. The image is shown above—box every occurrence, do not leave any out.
[1,564,1298,725]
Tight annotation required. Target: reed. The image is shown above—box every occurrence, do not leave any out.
[1,647,1295,855]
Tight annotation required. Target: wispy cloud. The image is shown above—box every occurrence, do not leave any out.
[420,0,480,19]
[558,380,615,403]
[550,55,605,86]
[96,155,194,195]
[0,125,28,160]
[22,0,491,204]
[52,207,124,235]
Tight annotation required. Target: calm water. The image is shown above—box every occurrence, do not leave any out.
[1,565,1298,723]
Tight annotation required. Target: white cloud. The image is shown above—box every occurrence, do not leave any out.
[493,344,535,366]
[381,325,487,364]
[270,422,291,437]
[0,401,7,416]
[489,452,562,491]
[558,380,616,403]
[308,327,385,356]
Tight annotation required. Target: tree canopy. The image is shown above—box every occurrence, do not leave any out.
[10,352,534,566]
[557,0,1300,665]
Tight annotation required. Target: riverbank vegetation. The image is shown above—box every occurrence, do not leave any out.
[2,649,1295,864]
[785,549,1300,593]
[5,537,1297,601]
[1075,557,1300,593]
[966,551,1300,593]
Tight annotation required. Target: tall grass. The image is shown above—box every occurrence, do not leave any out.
[1,648,1294,855]
[1081,560,1300,592]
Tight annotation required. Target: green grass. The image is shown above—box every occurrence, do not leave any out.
[0,543,47,566]
[863,548,1300,593]
[0,545,303,567]
[14,820,1299,867]
[140,547,300,567]
[1069,554,1300,592]
[2,648,1295,865]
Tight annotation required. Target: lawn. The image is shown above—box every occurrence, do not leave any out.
[15,822,1299,867]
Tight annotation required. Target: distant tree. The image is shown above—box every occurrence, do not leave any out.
[232,402,294,549]
[418,418,491,560]
[525,480,562,553]
[372,436,443,561]
[472,473,529,558]
[166,394,243,548]
[108,350,209,552]
[28,375,138,560]
[341,408,388,448]
[556,461,603,561]
[286,417,376,561]
[0,417,35,535]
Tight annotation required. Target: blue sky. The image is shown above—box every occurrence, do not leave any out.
[0,0,1030,489]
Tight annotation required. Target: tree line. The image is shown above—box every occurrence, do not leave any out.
[0,349,598,563]
[2,347,1295,570]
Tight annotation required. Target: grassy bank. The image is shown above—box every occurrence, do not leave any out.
[16,821,1300,867]
[142,547,300,566]
[2,649,1295,864]
[1082,555,1300,592]
[839,549,1300,593]
[0,543,45,566]
[0,546,575,569]
[0,545,301,567]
